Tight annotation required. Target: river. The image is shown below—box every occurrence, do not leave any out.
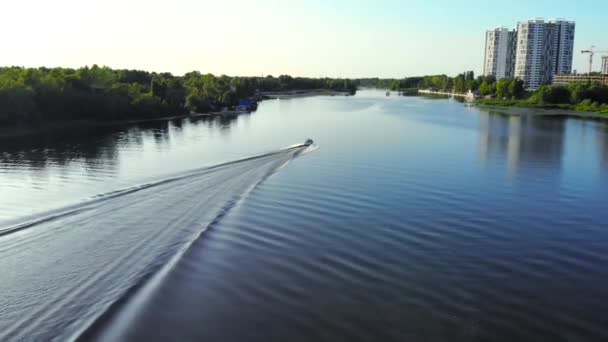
[1,90,607,341]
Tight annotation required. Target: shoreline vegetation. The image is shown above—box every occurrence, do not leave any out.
[363,72,608,117]
[3,66,608,138]
[261,89,352,99]
[418,89,467,97]
[0,65,357,137]
[0,89,354,139]
[475,104,608,120]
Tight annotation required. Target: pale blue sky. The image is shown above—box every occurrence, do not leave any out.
[2,0,606,77]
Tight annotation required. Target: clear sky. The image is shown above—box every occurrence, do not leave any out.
[2,0,606,78]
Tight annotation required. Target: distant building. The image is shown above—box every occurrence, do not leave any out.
[602,56,608,75]
[483,28,517,80]
[465,89,482,101]
[553,74,608,86]
[234,99,258,112]
[514,18,575,89]
[550,19,576,75]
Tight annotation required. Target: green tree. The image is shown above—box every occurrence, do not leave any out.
[479,80,496,96]
[77,65,114,92]
[508,79,524,98]
[0,77,37,123]
[533,85,571,104]
[495,79,511,99]
[151,75,167,101]
[453,74,466,93]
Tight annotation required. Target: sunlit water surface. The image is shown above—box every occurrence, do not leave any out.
[1,90,608,341]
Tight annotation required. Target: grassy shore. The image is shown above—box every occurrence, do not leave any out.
[475,98,608,115]
[474,102,608,121]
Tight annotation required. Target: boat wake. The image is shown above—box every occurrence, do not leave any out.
[0,144,311,342]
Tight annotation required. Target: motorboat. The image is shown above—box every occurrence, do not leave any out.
[304,139,314,146]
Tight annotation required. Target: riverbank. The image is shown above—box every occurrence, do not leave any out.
[259,89,353,99]
[418,89,467,97]
[0,107,265,139]
[416,90,608,120]
[474,99,608,117]
[474,103,608,120]
[0,112,219,139]
[0,89,354,139]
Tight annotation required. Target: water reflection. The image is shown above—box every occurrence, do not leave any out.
[596,125,608,170]
[217,114,241,131]
[0,115,241,172]
[419,94,451,100]
[478,110,565,177]
[0,114,245,223]
[0,127,120,171]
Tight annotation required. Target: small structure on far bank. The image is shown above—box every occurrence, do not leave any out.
[465,89,482,101]
[553,74,608,86]
[235,99,258,112]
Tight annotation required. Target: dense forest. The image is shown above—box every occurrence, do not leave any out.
[4,65,607,125]
[368,72,608,114]
[359,74,475,92]
[0,66,358,125]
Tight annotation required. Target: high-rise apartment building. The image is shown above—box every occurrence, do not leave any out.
[602,56,608,75]
[513,18,575,89]
[550,19,576,75]
[483,28,517,80]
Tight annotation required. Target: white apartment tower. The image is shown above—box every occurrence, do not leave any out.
[514,18,575,89]
[602,56,608,75]
[483,28,517,80]
[551,19,576,75]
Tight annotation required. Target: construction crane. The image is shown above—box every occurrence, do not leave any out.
[581,46,608,74]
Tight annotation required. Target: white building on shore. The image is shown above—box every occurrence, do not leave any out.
[483,27,517,80]
[602,56,608,75]
[550,19,576,75]
[513,18,575,89]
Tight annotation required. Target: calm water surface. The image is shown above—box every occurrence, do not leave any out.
[1,90,608,341]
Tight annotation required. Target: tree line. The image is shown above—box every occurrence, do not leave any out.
[0,66,358,125]
[499,82,608,113]
[366,72,608,114]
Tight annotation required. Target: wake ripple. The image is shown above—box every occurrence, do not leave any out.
[0,144,309,342]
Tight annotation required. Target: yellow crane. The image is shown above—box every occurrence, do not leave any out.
[581,46,608,74]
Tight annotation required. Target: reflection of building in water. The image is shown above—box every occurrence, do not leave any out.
[506,115,521,175]
[478,110,565,176]
[596,125,608,169]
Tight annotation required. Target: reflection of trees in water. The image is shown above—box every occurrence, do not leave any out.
[186,114,239,132]
[129,120,172,146]
[478,110,566,176]
[216,114,239,131]
[0,114,243,173]
[420,94,450,100]
[0,128,121,172]
[171,118,184,132]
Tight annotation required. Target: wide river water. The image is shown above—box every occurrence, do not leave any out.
[1,90,607,341]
